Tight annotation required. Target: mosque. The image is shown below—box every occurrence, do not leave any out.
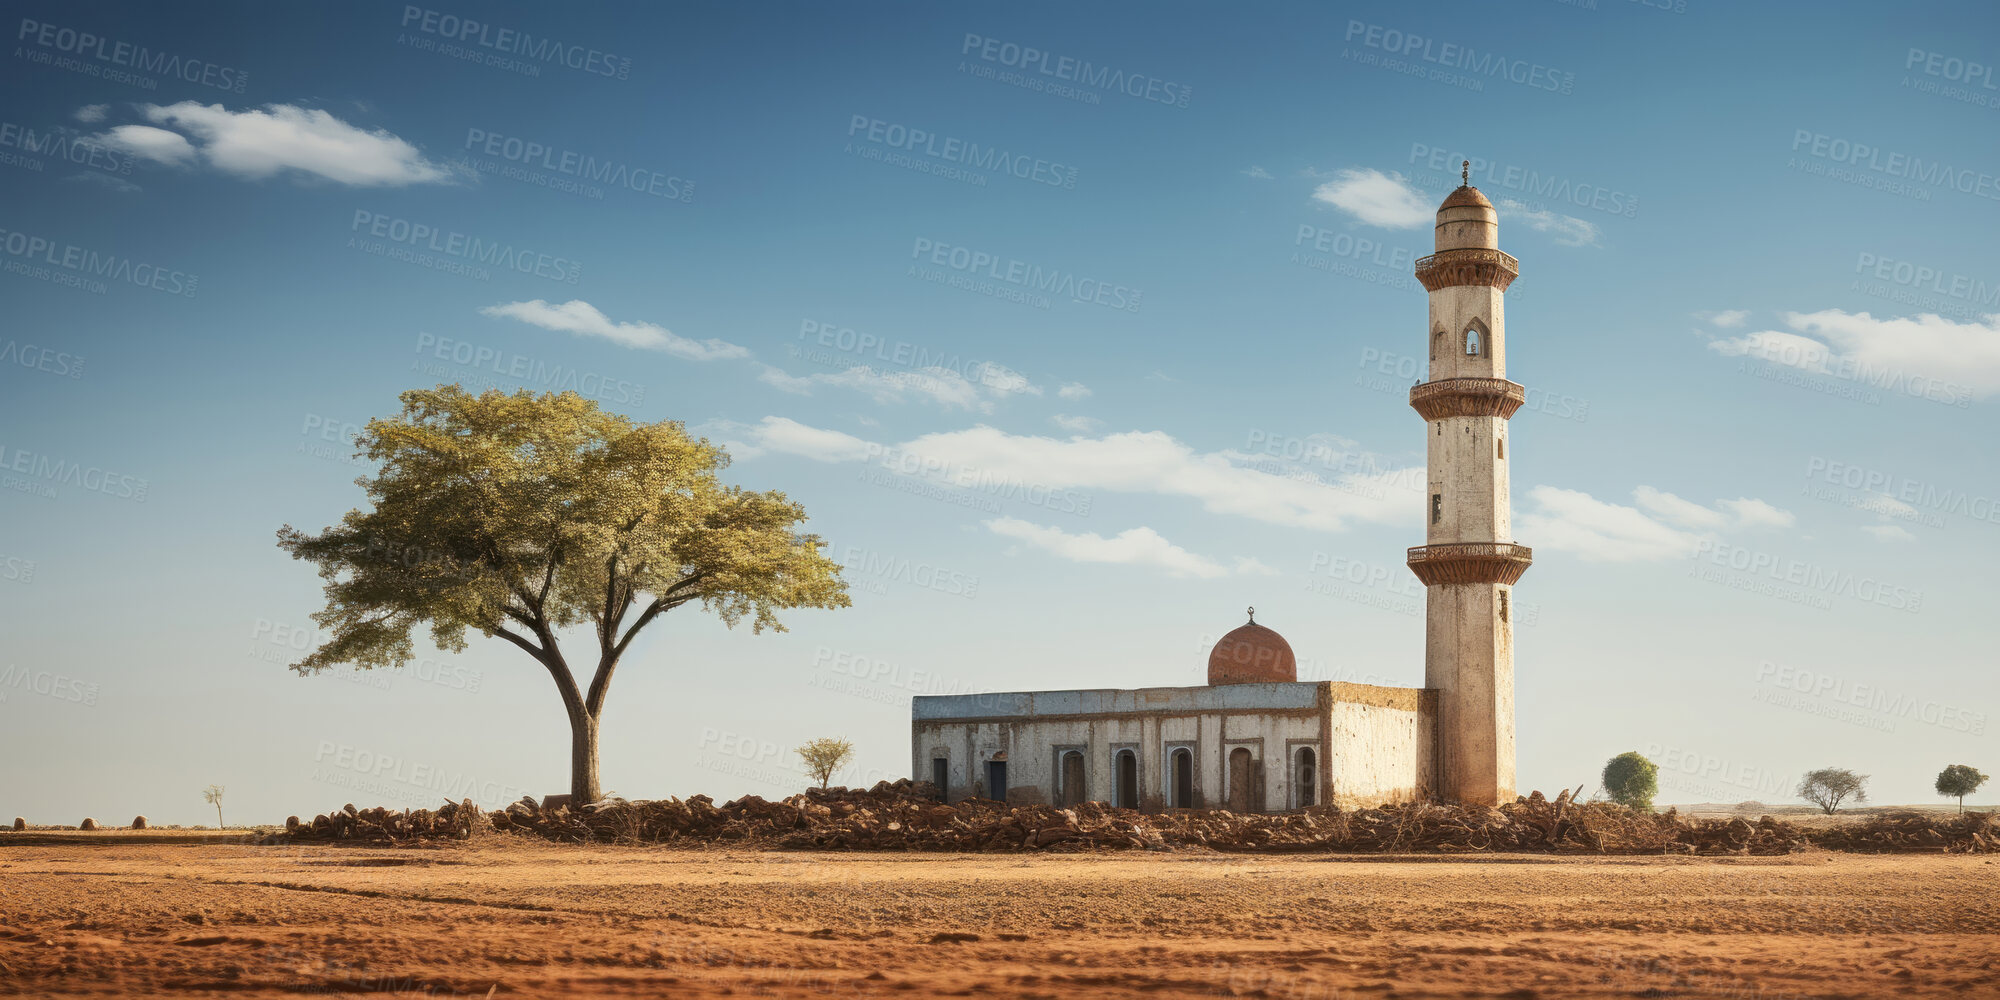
[912,167,1531,810]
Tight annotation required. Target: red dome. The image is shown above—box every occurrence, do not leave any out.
[1207,613,1296,684]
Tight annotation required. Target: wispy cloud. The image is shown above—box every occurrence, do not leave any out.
[756,359,1039,412]
[1310,167,1430,228]
[986,517,1251,579]
[717,417,1418,532]
[1494,197,1600,247]
[482,300,750,361]
[758,364,983,410]
[1705,308,2000,396]
[1242,165,1273,180]
[1522,485,1793,562]
[93,124,195,166]
[87,102,455,186]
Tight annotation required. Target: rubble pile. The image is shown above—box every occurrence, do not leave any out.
[1809,809,2000,853]
[286,799,485,841]
[281,782,1995,855]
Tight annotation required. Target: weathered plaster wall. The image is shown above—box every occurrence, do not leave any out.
[1424,583,1517,805]
[1325,684,1436,808]
[913,683,1324,812]
[912,682,1436,812]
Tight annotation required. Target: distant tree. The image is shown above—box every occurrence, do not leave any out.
[202,785,225,828]
[1935,764,1989,813]
[796,737,855,790]
[1797,768,1869,815]
[278,387,851,803]
[1601,751,1659,811]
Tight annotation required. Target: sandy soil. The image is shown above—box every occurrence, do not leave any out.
[2,838,1996,998]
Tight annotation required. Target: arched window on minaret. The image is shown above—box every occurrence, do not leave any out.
[1464,319,1487,357]
[1431,329,1445,361]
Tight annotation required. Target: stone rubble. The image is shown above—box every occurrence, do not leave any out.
[280,780,2000,854]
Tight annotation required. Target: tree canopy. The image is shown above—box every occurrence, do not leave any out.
[278,386,850,801]
[1600,751,1658,811]
[1796,767,1869,815]
[795,737,856,790]
[1935,764,1989,813]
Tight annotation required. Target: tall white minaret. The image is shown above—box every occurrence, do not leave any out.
[1408,161,1531,806]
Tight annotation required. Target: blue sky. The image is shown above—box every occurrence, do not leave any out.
[2,0,1996,824]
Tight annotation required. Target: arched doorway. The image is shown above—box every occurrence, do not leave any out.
[1058,750,1086,807]
[1115,750,1138,809]
[1171,747,1194,808]
[1296,747,1317,808]
[1227,747,1255,812]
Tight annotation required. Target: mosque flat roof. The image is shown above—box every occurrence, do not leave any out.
[913,680,1425,720]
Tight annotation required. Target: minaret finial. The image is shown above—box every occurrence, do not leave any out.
[1246,605,1256,624]
[1461,160,1470,186]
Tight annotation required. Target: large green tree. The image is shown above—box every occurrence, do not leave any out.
[278,386,849,802]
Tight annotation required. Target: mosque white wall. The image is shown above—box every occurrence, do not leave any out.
[912,682,1437,812]
[1325,682,1437,807]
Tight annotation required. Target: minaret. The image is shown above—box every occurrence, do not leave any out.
[1408,161,1531,806]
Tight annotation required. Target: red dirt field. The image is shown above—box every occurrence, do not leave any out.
[2,838,1997,998]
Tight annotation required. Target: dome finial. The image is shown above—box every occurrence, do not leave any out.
[1461,159,1470,186]
[1246,605,1256,624]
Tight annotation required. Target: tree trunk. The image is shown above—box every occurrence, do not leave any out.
[570,711,602,803]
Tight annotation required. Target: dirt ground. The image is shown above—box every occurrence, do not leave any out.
[2,838,1997,999]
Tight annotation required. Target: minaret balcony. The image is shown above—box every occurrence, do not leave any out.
[1414,247,1519,291]
[1406,543,1534,586]
[1409,377,1527,420]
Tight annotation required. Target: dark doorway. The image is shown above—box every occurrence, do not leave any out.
[1058,751,1085,807]
[1227,747,1255,812]
[1171,747,1194,808]
[932,757,948,801]
[1296,748,1317,808]
[985,760,1008,802]
[1115,750,1138,809]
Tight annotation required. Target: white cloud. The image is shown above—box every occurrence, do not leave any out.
[985,518,1237,579]
[93,102,454,186]
[93,124,195,166]
[1705,308,2000,396]
[1699,309,1751,328]
[713,416,874,463]
[1494,198,1600,247]
[1057,382,1092,400]
[1632,487,1794,532]
[1242,165,1273,180]
[1051,414,1099,433]
[730,419,1418,532]
[1522,485,1793,563]
[482,300,750,361]
[1310,168,1430,229]
[1716,497,1795,529]
[756,359,1038,412]
[73,104,109,124]
[1519,486,1701,563]
[758,363,987,410]
[1861,525,1915,542]
[1633,485,1728,531]
[973,362,1040,398]
[1856,494,1918,520]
